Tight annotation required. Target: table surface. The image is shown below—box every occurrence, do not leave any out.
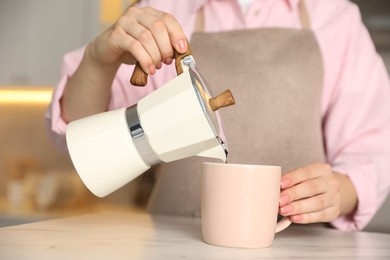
[1,210,390,259]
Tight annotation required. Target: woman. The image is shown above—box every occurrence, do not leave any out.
[46,0,390,231]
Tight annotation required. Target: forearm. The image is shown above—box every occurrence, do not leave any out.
[334,172,358,216]
[60,44,120,123]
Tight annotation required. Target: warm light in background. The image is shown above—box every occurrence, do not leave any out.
[0,87,53,104]
[100,0,122,23]
[100,0,138,24]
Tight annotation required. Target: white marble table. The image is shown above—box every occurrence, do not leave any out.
[0,210,389,259]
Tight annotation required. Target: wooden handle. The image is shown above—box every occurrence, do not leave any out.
[209,90,236,111]
[130,40,192,87]
[130,63,148,86]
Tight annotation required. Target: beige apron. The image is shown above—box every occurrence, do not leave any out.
[147,0,326,217]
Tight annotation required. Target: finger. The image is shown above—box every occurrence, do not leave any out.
[112,26,155,74]
[117,16,162,66]
[143,7,188,53]
[135,11,175,62]
[280,177,333,205]
[280,191,339,216]
[289,206,340,224]
[281,163,332,189]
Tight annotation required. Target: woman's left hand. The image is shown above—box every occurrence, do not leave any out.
[279,163,341,223]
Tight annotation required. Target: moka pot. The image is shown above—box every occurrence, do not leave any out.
[66,47,235,197]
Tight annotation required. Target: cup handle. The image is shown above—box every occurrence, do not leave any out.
[275,217,292,233]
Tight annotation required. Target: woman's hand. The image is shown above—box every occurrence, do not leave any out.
[88,5,188,74]
[279,163,356,224]
[61,6,188,123]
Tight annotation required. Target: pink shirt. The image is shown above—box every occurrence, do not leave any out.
[46,0,390,231]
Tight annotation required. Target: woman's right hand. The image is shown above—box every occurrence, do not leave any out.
[87,5,188,75]
[61,6,187,123]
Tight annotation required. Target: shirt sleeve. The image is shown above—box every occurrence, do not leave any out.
[45,47,86,151]
[321,4,390,231]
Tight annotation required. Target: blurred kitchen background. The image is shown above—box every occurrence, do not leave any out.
[0,0,152,227]
[0,0,389,231]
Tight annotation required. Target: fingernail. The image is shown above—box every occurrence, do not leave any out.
[156,62,163,70]
[280,179,290,189]
[177,40,187,53]
[280,205,293,214]
[149,65,156,75]
[164,57,173,65]
[291,215,303,222]
[279,195,290,206]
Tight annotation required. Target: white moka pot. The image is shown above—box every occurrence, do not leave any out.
[66,51,235,197]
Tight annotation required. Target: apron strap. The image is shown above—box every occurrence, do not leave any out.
[299,0,311,29]
[194,7,205,33]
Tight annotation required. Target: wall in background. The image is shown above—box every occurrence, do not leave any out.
[0,0,136,86]
[0,0,100,86]
[352,0,390,51]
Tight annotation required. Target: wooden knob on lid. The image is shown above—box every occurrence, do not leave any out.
[209,90,235,111]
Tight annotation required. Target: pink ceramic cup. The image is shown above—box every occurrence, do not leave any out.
[201,162,291,248]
